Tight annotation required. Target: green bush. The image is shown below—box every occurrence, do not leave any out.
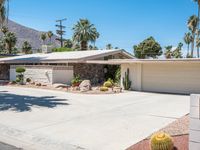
[16,67,26,73]
[103,81,112,88]
[26,78,31,83]
[16,67,26,84]
[71,75,82,86]
[52,47,74,52]
[100,86,109,92]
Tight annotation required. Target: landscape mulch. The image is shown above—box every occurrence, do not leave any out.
[127,115,189,150]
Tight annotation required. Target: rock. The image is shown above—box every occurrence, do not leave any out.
[79,80,92,92]
[53,83,70,89]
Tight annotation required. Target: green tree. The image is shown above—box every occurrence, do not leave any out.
[3,31,17,54]
[1,25,7,34]
[64,39,73,48]
[172,43,183,58]
[0,0,6,27]
[164,45,173,59]
[106,44,112,50]
[40,33,47,45]
[22,41,32,54]
[47,31,53,44]
[188,15,198,57]
[133,36,162,59]
[184,32,193,57]
[72,19,99,50]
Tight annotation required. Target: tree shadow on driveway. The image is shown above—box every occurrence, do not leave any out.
[0,91,69,112]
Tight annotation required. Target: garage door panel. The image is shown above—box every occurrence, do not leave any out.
[142,63,200,94]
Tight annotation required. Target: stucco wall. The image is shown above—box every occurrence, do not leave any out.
[121,63,142,91]
[190,94,200,150]
[121,62,200,94]
[10,65,73,84]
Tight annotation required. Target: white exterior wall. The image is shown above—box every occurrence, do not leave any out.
[10,65,74,85]
[121,62,200,94]
[121,63,142,91]
[190,94,200,150]
[52,67,74,84]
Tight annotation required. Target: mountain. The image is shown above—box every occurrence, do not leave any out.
[1,20,60,52]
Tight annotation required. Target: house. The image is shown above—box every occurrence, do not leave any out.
[0,49,133,85]
[87,58,200,94]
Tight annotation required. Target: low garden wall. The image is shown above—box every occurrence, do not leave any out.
[190,94,200,150]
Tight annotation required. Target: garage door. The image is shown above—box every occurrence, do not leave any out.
[142,63,200,94]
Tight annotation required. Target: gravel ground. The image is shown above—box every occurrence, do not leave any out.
[127,115,189,150]
[0,142,22,150]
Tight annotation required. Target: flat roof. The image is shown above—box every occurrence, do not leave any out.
[86,58,200,64]
[0,49,134,64]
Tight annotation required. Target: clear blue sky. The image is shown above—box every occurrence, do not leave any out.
[9,0,197,53]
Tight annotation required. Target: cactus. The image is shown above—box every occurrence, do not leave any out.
[123,68,131,90]
[150,132,174,150]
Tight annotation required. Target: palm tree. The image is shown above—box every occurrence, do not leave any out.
[188,15,198,57]
[47,31,53,44]
[184,32,193,57]
[0,0,6,26]
[196,37,200,57]
[64,39,73,48]
[22,41,32,54]
[3,31,17,54]
[106,44,112,50]
[1,25,8,34]
[40,33,47,45]
[72,19,99,50]
[164,45,173,59]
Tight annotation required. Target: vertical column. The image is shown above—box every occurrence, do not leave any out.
[190,94,200,150]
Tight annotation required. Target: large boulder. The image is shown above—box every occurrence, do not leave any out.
[79,80,92,92]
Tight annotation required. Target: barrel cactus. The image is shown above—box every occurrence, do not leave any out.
[150,132,174,150]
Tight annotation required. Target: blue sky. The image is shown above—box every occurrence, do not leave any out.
[10,0,197,53]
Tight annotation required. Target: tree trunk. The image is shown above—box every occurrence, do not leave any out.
[198,47,200,58]
[191,33,195,57]
[80,41,88,50]
[187,44,190,56]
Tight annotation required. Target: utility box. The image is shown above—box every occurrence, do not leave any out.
[190,94,200,150]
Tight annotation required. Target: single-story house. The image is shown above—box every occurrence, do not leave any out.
[87,59,200,94]
[0,49,133,85]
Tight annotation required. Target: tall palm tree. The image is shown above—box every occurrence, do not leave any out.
[164,45,173,59]
[40,33,47,45]
[47,31,53,44]
[106,44,112,50]
[184,32,193,57]
[22,41,32,54]
[72,19,99,50]
[194,0,200,27]
[0,0,6,27]
[188,15,198,57]
[3,31,17,54]
[196,37,200,57]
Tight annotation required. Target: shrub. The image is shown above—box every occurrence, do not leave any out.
[26,78,31,83]
[16,67,26,73]
[150,132,174,150]
[52,47,74,52]
[100,86,109,92]
[71,75,82,86]
[103,81,112,88]
[16,67,26,84]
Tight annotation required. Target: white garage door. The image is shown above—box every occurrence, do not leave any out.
[142,63,200,94]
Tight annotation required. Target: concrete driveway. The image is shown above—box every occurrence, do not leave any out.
[0,86,189,150]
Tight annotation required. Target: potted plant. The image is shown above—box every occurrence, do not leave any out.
[71,75,82,87]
